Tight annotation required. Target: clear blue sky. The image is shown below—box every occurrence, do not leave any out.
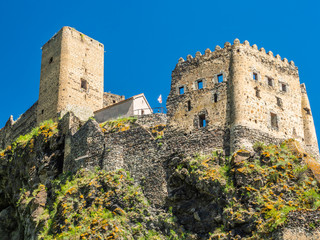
[1,0,320,142]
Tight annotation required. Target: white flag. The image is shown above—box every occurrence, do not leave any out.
[157,94,162,104]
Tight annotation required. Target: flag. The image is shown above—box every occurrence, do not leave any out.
[157,94,162,104]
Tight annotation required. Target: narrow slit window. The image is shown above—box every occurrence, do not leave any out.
[81,79,88,90]
[49,57,53,64]
[271,113,278,129]
[214,93,218,103]
[217,74,223,83]
[187,100,191,111]
[276,97,282,107]
[253,72,258,81]
[255,88,261,98]
[199,114,206,128]
[197,80,203,89]
[179,86,184,95]
[267,77,273,86]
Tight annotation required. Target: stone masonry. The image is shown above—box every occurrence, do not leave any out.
[167,39,319,158]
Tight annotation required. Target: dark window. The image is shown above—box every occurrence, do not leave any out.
[197,80,203,89]
[81,79,88,90]
[141,110,144,115]
[214,93,218,102]
[271,113,278,129]
[217,74,223,83]
[304,108,311,115]
[255,87,261,98]
[267,77,273,86]
[281,83,287,92]
[113,100,116,103]
[49,57,53,64]
[41,109,44,114]
[253,72,258,80]
[199,114,206,128]
[179,86,184,95]
[276,97,282,107]
[187,100,191,111]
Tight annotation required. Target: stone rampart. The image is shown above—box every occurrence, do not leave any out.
[0,102,38,149]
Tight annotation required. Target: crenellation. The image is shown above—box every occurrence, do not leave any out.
[252,44,258,50]
[215,45,221,50]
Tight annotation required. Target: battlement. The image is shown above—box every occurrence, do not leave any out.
[176,39,297,73]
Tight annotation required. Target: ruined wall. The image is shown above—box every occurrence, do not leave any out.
[167,39,319,157]
[0,102,38,149]
[103,92,125,108]
[37,27,104,123]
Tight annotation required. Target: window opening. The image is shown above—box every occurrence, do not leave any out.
[199,114,206,128]
[113,100,116,103]
[187,100,191,111]
[276,97,282,107]
[141,110,144,115]
[49,57,53,64]
[179,86,184,95]
[214,93,218,103]
[81,79,88,90]
[255,87,261,98]
[281,83,287,92]
[253,72,258,80]
[197,80,203,89]
[267,77,273,86]
[271,113,278,129]
[217,74,223,83]
[41,110,44,114]
[304,108,311,115]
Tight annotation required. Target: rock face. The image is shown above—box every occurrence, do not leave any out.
[1,115,320,239]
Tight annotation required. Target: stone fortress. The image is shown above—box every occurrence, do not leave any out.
[0,26,319,159]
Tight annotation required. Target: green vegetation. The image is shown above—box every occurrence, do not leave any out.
[99,117,137,133]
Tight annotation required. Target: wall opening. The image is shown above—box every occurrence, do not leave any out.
[197,80,203,89]
[271,113,278,129]
[214,93,218,102]
[179,86,185,95]
[49,57,53,64]
[281,83,287,92]
[253,72,258,81]
[41,109,44,114]
[276,97,283,107]
[267,77,273,86]
[199,114,206,128]
[187,100,191,111]
[217,74,223,83]
[304,107,311,115]
[255,87,261,98]
[81,79,88,90]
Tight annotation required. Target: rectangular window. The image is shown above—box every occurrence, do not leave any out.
[81,79,88,90]
[197,80,203,89]
[276,97,282,107]
[253,72,258,81]
[187,100,191,111]
[179,86,184,95]
[271,113,278,129]
[267,77,273,86]
[214,93,218,103]
[255,88,261,98]
[281,83,287,92]
[217,74,223,83]
[199,114,206,128]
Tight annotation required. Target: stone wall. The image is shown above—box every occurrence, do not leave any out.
[167,39,319,157]
[0,102,38,149]
[103,92,125,108]
[37,27,104,123]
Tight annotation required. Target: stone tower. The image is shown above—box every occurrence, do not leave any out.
[37,27,104,123]
[167,39,319,158]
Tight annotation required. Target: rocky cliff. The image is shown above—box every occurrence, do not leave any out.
[1,114,320,239]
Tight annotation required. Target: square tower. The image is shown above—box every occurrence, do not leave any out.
[37,26,104,123]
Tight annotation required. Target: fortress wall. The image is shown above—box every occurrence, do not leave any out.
[103,92,125,108]
[0,102,38,149]
[230,41,304,151]
[167,46,232,132]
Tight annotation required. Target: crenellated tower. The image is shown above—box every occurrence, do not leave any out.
[167,39,319,158]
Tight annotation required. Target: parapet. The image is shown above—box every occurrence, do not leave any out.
[175,38,298,72]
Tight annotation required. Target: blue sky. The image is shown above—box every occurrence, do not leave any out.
[0,0,320,141]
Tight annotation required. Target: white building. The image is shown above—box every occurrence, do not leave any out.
[94,93,153,123]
